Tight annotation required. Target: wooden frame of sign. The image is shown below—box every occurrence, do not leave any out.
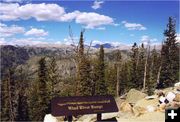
[51,95,118,122]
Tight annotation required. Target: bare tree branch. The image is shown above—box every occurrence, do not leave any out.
[87,40,93,55]
[69,25,78,53]
[143,40,151,91]
[69,25,75,45]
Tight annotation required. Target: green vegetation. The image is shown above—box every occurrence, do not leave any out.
[94,45,107,95]
[159,17,179,88]
[76,31,93,96]
[0,17,179,121]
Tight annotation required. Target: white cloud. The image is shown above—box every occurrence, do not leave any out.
[75,12,114,29]
[15,38,48,45]
[140,35,160,46]
[0,3,20,20]
[0,38,7,45]
[63,36,79,45]
[0,23,25,37]
[109,41,121,47]
[176,33,180,43]
[0,3,65,21]
[122,21,147,30]
[60,10,80,22]
[113,23,120,27]
[0,3,116,29]
[92,40,119,47]
[61,11,115,29]
[6,37,48,45]
[141,35,150,43]
[18,3,66,21]
[92,40,104,45]
[92,0,104,10]
[54,41,62,45]
[0,23,6,27]
[97,27,106,30]
[25,28,48,36]
[0,23,48,37]
[92,40,131,50]
[2,0,22,3]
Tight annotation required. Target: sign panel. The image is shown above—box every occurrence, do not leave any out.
[51,95,118,116]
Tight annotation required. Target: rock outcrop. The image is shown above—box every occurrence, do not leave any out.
[126,89,147,104]
[51,86,180,122]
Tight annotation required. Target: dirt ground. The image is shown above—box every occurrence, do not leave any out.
[116,111,165,122]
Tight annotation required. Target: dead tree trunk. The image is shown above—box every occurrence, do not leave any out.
[156,65,161,85]
[143,44,150,91]
[116,65,120,97]
[8,70,15,121]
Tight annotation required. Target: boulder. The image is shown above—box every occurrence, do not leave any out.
[126,89,147,104]
[77,114,96,122]
[120,93,127,99]
[174,82,180,87]
[116,97,125,111]
[133,106,147,117]
[146,105,156,112]
[174,93,180,102]
[159,96,166,104]
[134,98,158,115]
[145,95,158,100]
[101,112,119,120]
[166,92,176,102]
[162,87,174,94]
[157,103,166,112]
[174,87,180,93]
[120,101,133,113]
[43,114,58,122]
[154,90,165,97]
[166,101,180,109]
[135,98,159,108]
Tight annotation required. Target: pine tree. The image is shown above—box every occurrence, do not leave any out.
[16,93,29,121]
[166,17,179,85]
[16,66,29,121]
[32,57,49,121]
[95,45,107,95]
[47,56,60,98]
[1,68,17,121]
[79,58,92,95]
[129,42,139,88]
[159,17,179,88]
[119,62,130,95]
[105,64,116,96]
[28,82,39,121]
[76,31,92,96]
[137,43,146,90]
[1,78,10,121]
[147,47,160,95]
[114,50,122,97]
[91,58,96,96]
[158,44,168,88]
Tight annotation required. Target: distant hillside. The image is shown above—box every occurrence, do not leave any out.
[0,45,130,78]
[0,45,29,78]
[93,43,114,48]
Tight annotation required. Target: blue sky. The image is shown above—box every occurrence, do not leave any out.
[0,0,179,46]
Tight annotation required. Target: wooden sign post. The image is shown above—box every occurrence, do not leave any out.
[51,95,118,122]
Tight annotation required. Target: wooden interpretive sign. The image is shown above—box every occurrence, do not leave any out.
[51,95,118,117]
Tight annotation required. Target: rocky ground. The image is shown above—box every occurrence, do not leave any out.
[44,83,180,122]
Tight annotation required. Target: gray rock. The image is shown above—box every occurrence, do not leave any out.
[126,89,147,104]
